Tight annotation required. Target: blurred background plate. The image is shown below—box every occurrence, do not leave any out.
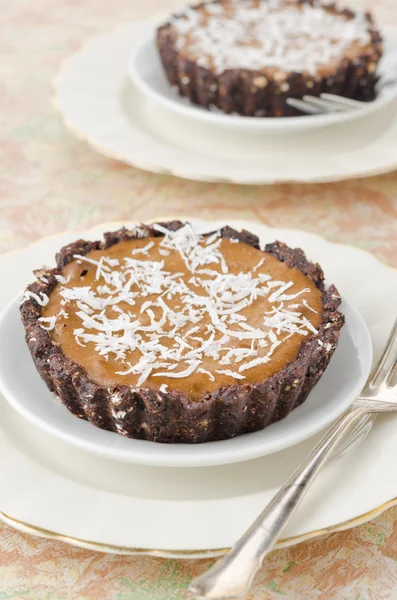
[54,20,397,184]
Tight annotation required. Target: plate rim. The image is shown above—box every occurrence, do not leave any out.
[2,496,397,557]
[128,32,397,134]
[53,19,397,185]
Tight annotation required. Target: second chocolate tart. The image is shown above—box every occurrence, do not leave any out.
[156,0,383,117]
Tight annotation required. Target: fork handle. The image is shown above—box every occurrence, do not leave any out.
[189,403,367,600]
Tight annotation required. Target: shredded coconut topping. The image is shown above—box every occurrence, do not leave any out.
[47,224,319,387]
[38,316,57,331]
[22,291,49,307]
[171,0,371,76]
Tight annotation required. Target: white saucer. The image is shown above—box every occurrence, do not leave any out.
[0,225,372,467]
[128,30,397,134]
[54,19,397,184]
[0,219,396,555]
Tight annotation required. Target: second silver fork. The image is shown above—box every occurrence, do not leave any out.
[286,68,397,115]
[189,318,397,600]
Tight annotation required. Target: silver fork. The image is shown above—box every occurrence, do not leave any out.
[189,318,397,600]
[286,74,397,115]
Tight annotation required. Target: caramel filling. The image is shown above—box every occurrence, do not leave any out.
[41,229,322,399]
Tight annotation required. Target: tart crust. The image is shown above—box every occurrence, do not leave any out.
[156,0,383,117]
[21,222,344,443]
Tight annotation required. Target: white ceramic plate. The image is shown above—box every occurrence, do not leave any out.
[128,29,397,134]
[0,219,396,555]
[54,20,397,184]
[0,257,372,468]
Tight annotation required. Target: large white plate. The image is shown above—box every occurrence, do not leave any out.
[0,249,372,468]
[0,219,396,555]
[128,29,397,134]
[54,20,397,184]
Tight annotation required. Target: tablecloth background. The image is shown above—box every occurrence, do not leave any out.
[1,0,397,598]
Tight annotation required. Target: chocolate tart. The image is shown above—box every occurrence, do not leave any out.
[21,222,344,443]
[156,0,383,117]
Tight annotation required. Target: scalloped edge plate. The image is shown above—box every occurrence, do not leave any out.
[54,19,397,184]
[0,218,396,554]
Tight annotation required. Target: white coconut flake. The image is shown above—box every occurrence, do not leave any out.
[253,258,265,271]
[74,254,111,273]
[38,316,57,330]
[302,298,318,313]
[239,354,271,373]
[205,231,221,245]
[216,369,246,380]
[197,367,216,381]
[154,360,201,379]
[104,257,120,268]
[130,225,150,239]
[22,291,49,306]
[131,241,155,256]
[268,281,294,303]
[55,274,70,285]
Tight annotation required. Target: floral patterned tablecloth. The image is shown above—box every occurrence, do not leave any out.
[1,0,397,598]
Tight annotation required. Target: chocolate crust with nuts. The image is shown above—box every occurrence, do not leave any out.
[20,222,344,444]
[156,0,383,117]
